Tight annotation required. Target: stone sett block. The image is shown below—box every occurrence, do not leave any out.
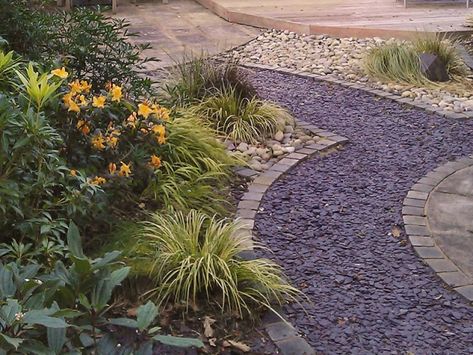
[237,209,257,219]
[286,152,307,160]
[425,170,449,182]
[242,191,264,201]
[296,148,317,155]
[278,158,300,166]
[271,163,291,173]
[407,190,428,200]
[403,198,426,208]
[317,131,337,137]
[275,336,316,355]
[411,183,434,193]
[253,175,277,186]
[414,246,444,259]
[402,206,425,216]
[438,271,471,287]
[247,183,269,193]
[238,200,260,210]
[306,143,328,151]
[455,285,473,301]
[265,322,297,342]
[404,224,430,236]
[236,219,254,229]
[403,215,427,226]
[317,139,336,146]
[409,235,434,247]
[425,258,459,273]
[330,135,349,144]
[417,176,440,186]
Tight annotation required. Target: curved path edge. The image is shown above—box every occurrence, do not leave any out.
[403,156,473,303]
[233,118,348,355]
[238,62,473,120]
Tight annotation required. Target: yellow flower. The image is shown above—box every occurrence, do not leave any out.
[138,103,153,119]
[126,112,137,128]
[107,135,119,149]
[108,162,117,175]
[78,95,88,107]
[76,119,90,135]
[89,176,106,186]
[80,80,92,93]
[69,80,83,95]
[149,155,162,169]
[110,84,122,102]
[151,124,166,144]
[92,95,106,108]
[70,169,78,177]
[118,161,132,177]
[157,135,166,145]
[68,100,80,113]
[51,67,69,79]
[152,104,170,121]
[91,133,106,150]
[151,124,165,136]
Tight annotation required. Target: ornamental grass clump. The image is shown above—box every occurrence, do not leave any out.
[192,87,290,144]
[132,210,301,317]
[364,42,426,84]
[162,54,256,108]
[412,35,466,77]
[364,35,466,84]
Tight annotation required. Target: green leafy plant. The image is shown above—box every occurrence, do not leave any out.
[0,2,156,97]
[0,221,204,352]
[162,54,256,108]
[191,87,289,143]
[131,210,301,318]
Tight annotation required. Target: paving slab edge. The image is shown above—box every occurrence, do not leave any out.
[238,62,473,120]
[403,156,473,303]
[234,119,348,355]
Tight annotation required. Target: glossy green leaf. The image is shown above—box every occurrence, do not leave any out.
[66,221,85,259]
[136,301,158,331]
[47,327,66,353]
[152,335,204,348]
[0,333,23,350]
[108,317,138,328]
[23,310,68,328]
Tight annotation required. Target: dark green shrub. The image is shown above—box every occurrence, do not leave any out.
[0,222,204,352]
[0,2,156,97]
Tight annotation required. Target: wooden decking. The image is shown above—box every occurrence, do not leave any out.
[195,0,473,38]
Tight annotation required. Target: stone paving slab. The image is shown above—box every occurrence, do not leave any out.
[112,0,260,69]
[404,158,473,302]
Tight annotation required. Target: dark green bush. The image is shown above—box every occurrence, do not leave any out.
[0,2,156,97]
[0,222,204,352]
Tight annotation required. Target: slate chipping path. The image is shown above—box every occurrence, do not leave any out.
[250,70,473,354]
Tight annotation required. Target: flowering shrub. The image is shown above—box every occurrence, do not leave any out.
[53,69,170,199]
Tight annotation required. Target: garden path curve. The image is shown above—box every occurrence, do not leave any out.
[250,69,473,354]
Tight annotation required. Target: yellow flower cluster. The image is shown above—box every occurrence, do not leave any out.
[137,102,170,121]
[62,80,122,114]
[108,161,132,177]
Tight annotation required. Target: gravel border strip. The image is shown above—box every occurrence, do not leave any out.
[233,119,348,355]
[403,156,473,303]
[239,62,473,120]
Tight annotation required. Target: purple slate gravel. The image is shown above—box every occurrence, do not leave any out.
[250,70,473,354]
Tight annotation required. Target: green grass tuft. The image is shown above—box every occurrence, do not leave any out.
[161,53,256,108]
[131,210,302,318]
[191,87,290,144]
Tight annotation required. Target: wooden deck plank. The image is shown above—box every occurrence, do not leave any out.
[195,0,472,38]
